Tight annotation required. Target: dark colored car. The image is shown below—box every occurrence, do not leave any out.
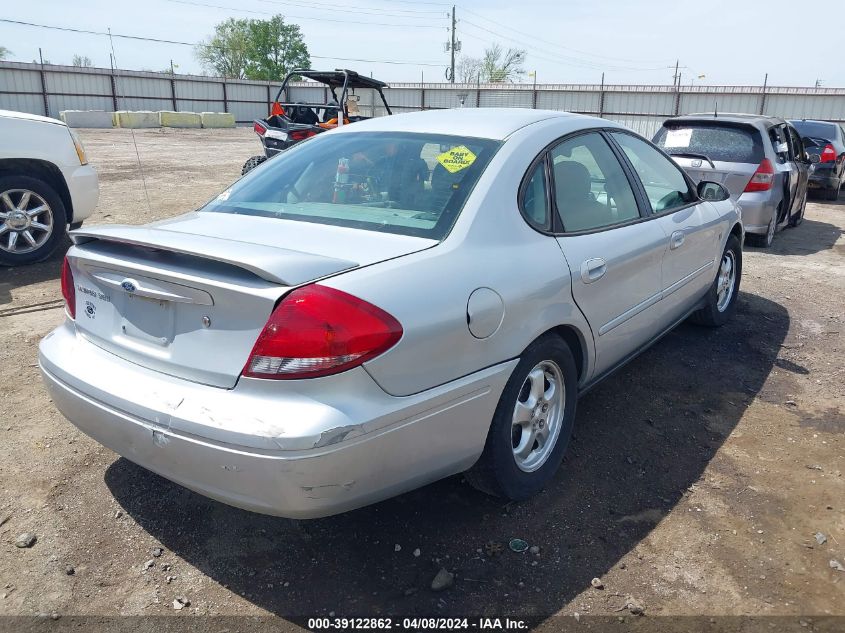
[788,119,845,201]
[242,69,392,175]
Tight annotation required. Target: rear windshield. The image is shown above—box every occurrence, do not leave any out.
[202,131,500,240]
[789,120,837,141]
[653,123,763,164]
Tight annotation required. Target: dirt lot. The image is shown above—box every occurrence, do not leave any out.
[0,128,843,629]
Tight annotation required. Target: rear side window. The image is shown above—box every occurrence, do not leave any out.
[550,132,640,232]
[203,132,500,240]
[654,124,763,164]
[521,161,550,229]
[789,120,837,141]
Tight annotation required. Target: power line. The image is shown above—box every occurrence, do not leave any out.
[0,18,445,67]
[458,5,674,66]
[257,0,444,15]
[460,19,674,73]
[166,0,446,28]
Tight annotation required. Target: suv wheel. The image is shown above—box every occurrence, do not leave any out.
[0,175,68,266]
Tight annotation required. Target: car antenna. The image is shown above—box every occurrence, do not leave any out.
[107,28,153,216]
[714,100,718,118]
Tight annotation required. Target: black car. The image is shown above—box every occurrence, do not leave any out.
[788,119,845,201]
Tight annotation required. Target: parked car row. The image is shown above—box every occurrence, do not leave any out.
[653,114,843,248]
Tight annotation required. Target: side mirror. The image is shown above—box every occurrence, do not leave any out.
[697,180,730,202]
[808,152,821,164]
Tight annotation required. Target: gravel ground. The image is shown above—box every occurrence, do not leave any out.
[0,128,843,629]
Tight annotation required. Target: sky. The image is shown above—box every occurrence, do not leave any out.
[1,0,843,87]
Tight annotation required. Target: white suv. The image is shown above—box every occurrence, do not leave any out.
[0,110,99,265]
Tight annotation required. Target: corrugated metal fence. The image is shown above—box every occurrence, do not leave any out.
[3,61,845,138]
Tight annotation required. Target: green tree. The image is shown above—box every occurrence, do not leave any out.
[195,15,309,81]
[243,15,309,81]
[195,18,251,79]
[72,54,93,68]
[0,46,11,61]
[480,44,526,83]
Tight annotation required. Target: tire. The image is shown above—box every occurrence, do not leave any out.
[788,191,806,227]
[824,182,841,202]
[690,234,742,328]
[241,155,267,175]
[746,209,776,248]
[0,175,68,267]
[466,335,578,500]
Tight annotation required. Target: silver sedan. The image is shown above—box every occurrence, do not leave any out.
[39,109,743,518]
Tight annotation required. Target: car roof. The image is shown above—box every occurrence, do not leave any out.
[331,108,602,140]
[0,109,66,126]
[668,112,786,128]
[296,69,389,90]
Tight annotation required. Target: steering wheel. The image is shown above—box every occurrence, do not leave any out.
[655,191,683,213]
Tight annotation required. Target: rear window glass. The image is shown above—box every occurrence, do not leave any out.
[653,124,763,164]
[789,120,837,141]
[202,132,500,240]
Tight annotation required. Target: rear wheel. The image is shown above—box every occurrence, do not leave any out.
[690,234,742,327]
[824,181,841,202]
[0,175,67,266]
[466,335,577,500]
[747,209,776,248]
[241,155,267,175]
[789,191,807,227]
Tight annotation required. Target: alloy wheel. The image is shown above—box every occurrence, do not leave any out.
[716,250,737,312]
[0,189,54,255]
[511,360,566,473]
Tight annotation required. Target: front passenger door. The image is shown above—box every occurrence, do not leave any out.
[609,131,722,325]
[548,132,667,377]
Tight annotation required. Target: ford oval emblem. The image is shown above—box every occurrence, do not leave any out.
[121,280,137,293]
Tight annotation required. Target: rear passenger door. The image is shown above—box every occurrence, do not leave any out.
[609,131,722,324]
[786,124,809,211]
[769,124,798,222]
[548,131,667,376]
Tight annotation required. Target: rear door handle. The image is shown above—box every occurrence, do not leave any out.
[580,257,607,284]
[670,230,685,250]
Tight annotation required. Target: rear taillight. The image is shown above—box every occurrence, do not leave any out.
[744,158,775,192]
[60,256,76,319]
[253,122,267,136]
[290,130,317,141]
[243,285,402,380]
[820,143,836,163]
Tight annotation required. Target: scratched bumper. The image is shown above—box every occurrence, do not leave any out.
[39,321,513,518]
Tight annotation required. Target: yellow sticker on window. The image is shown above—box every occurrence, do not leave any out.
[436,145,477,173]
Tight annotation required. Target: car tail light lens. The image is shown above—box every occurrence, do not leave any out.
[820,143,836,163]
[290,130,317,141]
[61,256,76,319]
[243,285,402,380]
[253,121,267,136]
[744,158,775,192]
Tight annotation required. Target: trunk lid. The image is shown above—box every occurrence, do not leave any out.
[67,212,436,388]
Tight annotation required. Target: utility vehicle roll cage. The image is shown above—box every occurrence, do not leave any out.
[273,69,392,119]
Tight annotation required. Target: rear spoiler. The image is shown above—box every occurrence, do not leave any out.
[70,225,357,286]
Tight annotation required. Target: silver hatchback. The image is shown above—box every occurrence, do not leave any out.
[654,113,810,247]
[40,109,743,518]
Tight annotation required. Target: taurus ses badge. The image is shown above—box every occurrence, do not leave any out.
[121,279,137,293]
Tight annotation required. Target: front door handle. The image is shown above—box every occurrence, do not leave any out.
[670,230,685,250]
[580,257,607,284]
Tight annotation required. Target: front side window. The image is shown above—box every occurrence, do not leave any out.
[203,132,500,239]
[550,132,640,232]
[611,132,696,214]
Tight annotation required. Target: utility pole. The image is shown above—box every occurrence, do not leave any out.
[672,59,679,87]
[450,5,457,84]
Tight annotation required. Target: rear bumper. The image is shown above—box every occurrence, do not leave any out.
[736,191,778,234]
[807,167,840,191]
[39,322,514,518]
[64,164,99,223]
